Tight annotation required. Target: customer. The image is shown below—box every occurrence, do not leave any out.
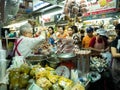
[13,23,46,58]
[67,25,81,48]
[47,26,56,39]
[56,26,68,39]
[79,29,85,41]
[71,25,81,40]
[111,23,120,90]
[82,27,94,48]
[47,26,56,45]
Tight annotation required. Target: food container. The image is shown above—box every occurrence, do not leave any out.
[46,57,60,68]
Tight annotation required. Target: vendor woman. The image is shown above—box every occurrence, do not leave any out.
[12,23,46,58]
[89,28,109,55]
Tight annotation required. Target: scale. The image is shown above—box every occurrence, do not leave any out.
[55,65,70,78]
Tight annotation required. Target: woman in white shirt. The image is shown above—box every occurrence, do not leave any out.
[13,23,46,58]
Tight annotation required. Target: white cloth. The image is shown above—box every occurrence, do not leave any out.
[72,33,81,41]
[14,35,45,57]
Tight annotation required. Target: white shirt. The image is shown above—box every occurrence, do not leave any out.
[14,35,45,58]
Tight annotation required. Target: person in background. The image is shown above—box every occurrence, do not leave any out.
[47,26,56,40]
[66,27,73,39]
[56,26,68,39]
[111,23,120,90]
[12,23,46,58]
[47,26,57,45]
[79,29,85,41]
[7,27,16,38]
[47,26,54,38]
[89,28,109,55]
[71,25,81,41]
[67,25,81,48]
[82,27,94,48]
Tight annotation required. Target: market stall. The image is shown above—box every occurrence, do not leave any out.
[1,0,119,90]
[0,36,113,90]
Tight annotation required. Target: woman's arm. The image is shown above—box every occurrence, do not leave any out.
[111,47,120,58]
[89,47,103,52]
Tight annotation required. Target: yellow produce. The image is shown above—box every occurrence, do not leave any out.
[45,65,55,71]
[30,64,42,77]
[19,63,31,74]
[71,83,85,90]
[36,77,52,88]
[58,76,73,88]
[47,74,59,83]
[9,71,20,90]
[19,73,29,89]
[35,68,47,79]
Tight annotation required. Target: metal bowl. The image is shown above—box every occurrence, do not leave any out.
[25,55,47,60]
[57,53,76,61]
[46,57,60,68]
[25,55,47,67]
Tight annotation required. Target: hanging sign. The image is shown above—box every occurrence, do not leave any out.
[83,0,118,16]
[33,0,50,11]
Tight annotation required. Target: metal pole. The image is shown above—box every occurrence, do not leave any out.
[0,0,5,24]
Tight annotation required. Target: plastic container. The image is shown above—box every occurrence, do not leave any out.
[76,50,91,74]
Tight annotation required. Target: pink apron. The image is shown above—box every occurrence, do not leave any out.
[91,37,105,56]
[13,38,23,56]
[94,37,105,50]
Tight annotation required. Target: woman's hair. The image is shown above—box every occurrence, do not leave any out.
[71,25,78,33]
[115,23,120,36]
[58,26,65,31]
[80,29,85,34]
[19,23,33,35]
[48,26,54,34]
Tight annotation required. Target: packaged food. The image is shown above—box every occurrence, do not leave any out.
[71,83,85,90]
[58,76,73,88]
[36,77,52,88]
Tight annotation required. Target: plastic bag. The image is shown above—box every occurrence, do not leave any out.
[28,82,42,90]
[100,51,112,67]
[11,56,25,68]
